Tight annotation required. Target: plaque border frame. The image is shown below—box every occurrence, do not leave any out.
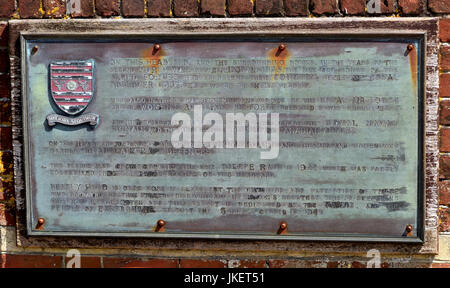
[8,18,439,253]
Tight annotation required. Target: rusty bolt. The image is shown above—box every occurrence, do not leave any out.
[277,221,288,234]
[278,44,286,51]
[407,44,414,51]
[405,224,413,233]
[31,46,39,55]
[35,218,45,230]
[155,219,166,232]
[153,44,161,52]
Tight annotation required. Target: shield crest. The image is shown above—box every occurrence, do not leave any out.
[49,60,94,115]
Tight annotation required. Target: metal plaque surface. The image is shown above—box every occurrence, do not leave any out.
[22,34,424,241]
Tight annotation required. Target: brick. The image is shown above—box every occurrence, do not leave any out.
[122,0,145,17]
[326,261,339,268]
[441,129,450,153]
[173,0,199,17]
[103,257,178,268]
[283,0,308,16]
[429,0,450,13]
[0,50,8,73]
[340,0,365,15]
[0,254,62,268]
[398,0,422,14]
[201,0,226,16]
[0,24,8,47]
[0,1,15,18]
[0,101,11,125]
[310,0,338,15]
[147,0,171,17]
[43,0,66,18]
[432,263,450,268]
[18,0,43,18]
[96,0,119,17]
[0,151,14,201]
[0,151,13,175]
[0,75,10,99]
[441,19,450,43]
[0,180,14,201]
[365,0,395,14]
[441,47,450,71]
[439,206,450,232]
[381,0,396,13]
[268,259,325,268]
[268,260,294,268]
[440,101,450,125]
[0,203,14,225]
[65,256,101,268]
[0,127,12,150]
[255,0,284,16]
[228,0,253,16]
[68,0,94,17]
[351,261,367,268]
[228,259,267,268]
[441,74,450,97]
[439,181,450,205]
[180,259,227,268]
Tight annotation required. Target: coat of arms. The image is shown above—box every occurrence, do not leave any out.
[46,60,99,127]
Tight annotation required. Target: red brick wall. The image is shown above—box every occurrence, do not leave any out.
[0,0,449,268]
[0,255,440,268]
[440,19,450,234]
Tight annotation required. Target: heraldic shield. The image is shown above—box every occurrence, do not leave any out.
[46,60,99,127]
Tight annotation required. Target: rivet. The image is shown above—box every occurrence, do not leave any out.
[277,221,288,234]
[407,44,414,51]
[405,224,413,233]
[278,44,286,52]
[36,218,45,230]
[153,44,161,54]
[155,219,165,232]
[31,46,39,55]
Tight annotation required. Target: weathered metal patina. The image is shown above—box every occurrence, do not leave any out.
[21,32,425,242]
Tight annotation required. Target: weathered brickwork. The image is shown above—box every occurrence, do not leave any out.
[439,18,450,235]
[122,0,145,17]
[147,0,171,17]
[43,0,67,18]
[0,1,448,267]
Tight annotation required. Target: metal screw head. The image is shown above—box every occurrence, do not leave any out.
[31,46,39,55]
[279,221,288,230]
[157,219,165,227]
[278,44,286,51]
[37,218,45,225]
[407,44,414,51]
[405,224,413,233]
[153,44,161,52]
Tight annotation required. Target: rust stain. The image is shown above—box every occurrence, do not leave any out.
[141,44,165,76]
[268,44,290,80]
[408,45,417,92]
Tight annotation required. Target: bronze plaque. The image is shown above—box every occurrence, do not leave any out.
[22,34,424,241]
